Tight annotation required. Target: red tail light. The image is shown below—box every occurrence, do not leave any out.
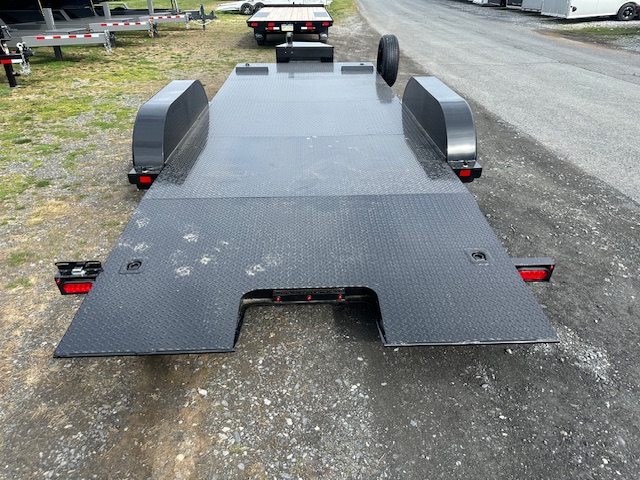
[518,267,553,282]
[62,282,94,294]
[513,258,555,282]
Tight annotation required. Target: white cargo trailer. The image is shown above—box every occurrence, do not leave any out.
[521,0,543,12]
[541,0,638,20]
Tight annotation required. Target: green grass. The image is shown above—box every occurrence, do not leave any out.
[0,175,35,201]
[5,278,34,289]
[7,252,37,267]
[0,0,357,204]
[566,26,640,36]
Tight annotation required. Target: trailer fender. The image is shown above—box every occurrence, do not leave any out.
[402,77,480,181]
[131,80,208,188]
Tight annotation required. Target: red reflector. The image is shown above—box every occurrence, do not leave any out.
[306,22,312,26]
[69,35,77,38]
[0,59,11,65]
[268,22,275,26]
[306,295,312,301]
[36,36,45,40]
[458,169,471,177]
[519,269,550,282]
[63,282,93,294]
[275,296,281,302]
[53,35,61,39]
[139,175,153,184]
[322,22,330,26]
[250,22,258,26]
[337,295,343,301]
[101,23,107,26]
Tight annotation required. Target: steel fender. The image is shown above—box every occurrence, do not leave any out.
[402,77,476,165]
[132,80,208,169]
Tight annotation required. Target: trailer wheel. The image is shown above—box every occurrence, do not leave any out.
[240,3,254,15]
[254,2,265,11]
[617,3,636,20]
[376,35,399,87]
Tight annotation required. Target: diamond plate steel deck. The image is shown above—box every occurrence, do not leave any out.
[55,62,557,357]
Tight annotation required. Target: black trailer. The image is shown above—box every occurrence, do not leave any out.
[54,37,557,357]
[247,4,332,45]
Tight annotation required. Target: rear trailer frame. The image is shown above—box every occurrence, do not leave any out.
[55,40,557,357]
[247,5,333,45]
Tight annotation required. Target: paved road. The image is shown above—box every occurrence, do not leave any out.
[357,0,640,204]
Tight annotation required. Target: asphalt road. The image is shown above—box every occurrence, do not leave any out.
[2,5,640,480]
[357,0,640,204]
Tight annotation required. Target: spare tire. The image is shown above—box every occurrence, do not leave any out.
[376,35,400,87]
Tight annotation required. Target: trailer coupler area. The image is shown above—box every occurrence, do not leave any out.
[54,261,103,295]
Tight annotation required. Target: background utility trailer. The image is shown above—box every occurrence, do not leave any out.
[0,2,111,57]
[53,36,557,357]
[0,25,32,87]
[541,0,639,20]
[247,5,332,45]
[41,0,191,28]
[506,0,523,8]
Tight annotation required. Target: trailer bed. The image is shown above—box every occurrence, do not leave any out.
[55,62,557,357]
[249,6,331,22]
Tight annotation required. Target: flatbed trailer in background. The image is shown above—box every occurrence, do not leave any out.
[247,5,332,45]
[54,37,557,357]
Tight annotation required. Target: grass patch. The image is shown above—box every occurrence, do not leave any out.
[50,130,90,140]
[5,278,34,289]
[0,175,34,201]
[34,144,63,156]
[563,26,640,36]
[0,175,52,201]
[7,252,37,267]
[327,0,358,21]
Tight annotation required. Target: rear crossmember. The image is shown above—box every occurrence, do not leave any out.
[54,258,555,297]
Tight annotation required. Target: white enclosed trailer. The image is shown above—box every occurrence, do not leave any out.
[521,0,543,12]
[541,0,638,20]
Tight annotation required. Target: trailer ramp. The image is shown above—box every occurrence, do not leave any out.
[55,62,557,357]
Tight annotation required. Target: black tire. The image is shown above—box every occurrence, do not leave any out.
[254,2,264,11]
[255,32,266,46]
[617,3,636,20]
[240,3,254,15]
[376,35,399,87]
